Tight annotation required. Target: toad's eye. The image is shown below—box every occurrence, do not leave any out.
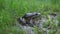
[35,14,38,15]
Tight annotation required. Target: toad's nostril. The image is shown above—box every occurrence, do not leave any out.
[38,13,40,14]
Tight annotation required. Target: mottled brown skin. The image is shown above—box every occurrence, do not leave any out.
[17,13,41,27]
[17,17,26,25]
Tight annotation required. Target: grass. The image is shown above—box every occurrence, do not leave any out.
[0,0,60,34]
